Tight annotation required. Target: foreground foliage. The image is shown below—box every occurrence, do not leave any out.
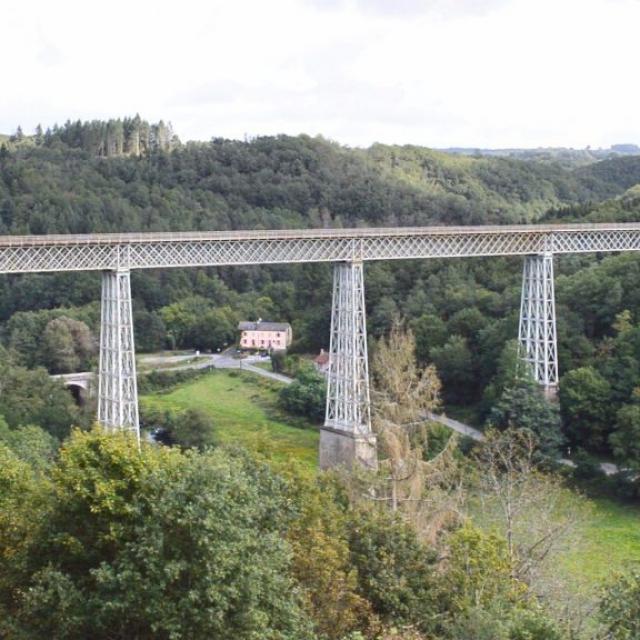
[0,426,583,640]
[0,430,313,639]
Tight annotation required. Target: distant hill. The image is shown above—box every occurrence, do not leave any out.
[2,118,640,236]
[439,144,640,169]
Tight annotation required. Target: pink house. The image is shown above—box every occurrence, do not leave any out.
[238,320,292,351]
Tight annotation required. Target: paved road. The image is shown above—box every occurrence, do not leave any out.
[425,412,484,441]
[209,354,294,384]
[140,351,295,385]
[424,411,621,476]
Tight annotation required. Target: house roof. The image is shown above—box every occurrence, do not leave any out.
[238,321,291,332]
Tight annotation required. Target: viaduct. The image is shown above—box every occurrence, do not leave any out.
[1,223,638,468]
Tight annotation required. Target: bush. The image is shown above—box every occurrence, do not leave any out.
[572,448,605,481]
[508,609,564,640]
[137,367,211,393]
[169,408,217,451]
[599,569,640,639]
[279,366,326,422]
[141,406,216,451]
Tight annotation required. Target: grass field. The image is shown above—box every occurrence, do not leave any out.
[140,368,319,469]
[564,496,640,584]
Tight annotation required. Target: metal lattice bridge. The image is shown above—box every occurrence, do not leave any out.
[3,223,639,467]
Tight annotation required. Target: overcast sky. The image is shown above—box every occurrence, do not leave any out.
[2,0,639,149]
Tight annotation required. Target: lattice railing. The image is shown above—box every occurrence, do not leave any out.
[1,224,640,273]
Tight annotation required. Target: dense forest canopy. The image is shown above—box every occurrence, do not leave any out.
[2,117,640,474]
[3,117,640,236]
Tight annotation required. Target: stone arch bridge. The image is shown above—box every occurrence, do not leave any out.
[2,224,638,468]
[50,371,95,404]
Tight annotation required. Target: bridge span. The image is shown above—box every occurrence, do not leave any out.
[0,223,638,273]
[4,223,639,469]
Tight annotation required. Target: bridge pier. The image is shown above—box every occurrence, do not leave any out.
[518,253,558,397]
[97,269,140,443]
[320,261,377,470]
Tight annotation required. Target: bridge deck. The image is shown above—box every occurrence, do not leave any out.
[0,223,638,273]
[1,222,639,247]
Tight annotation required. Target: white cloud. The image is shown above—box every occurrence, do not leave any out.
[1,0,639,148]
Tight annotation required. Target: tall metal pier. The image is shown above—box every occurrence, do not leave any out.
[518,253,558,395]
[321,261,377,469]
[97,269,140,442]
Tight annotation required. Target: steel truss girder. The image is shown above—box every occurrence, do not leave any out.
[325,261,372,435]
[518,253,558,392]
[1,224,640,273]
[97,269,140,442]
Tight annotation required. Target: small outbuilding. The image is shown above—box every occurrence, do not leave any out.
[238,319,292,351]
[314,348,330,375]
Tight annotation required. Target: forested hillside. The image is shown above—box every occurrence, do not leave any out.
[2,119,640,481]
[3,120,640,235]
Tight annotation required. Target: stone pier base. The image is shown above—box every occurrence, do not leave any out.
[319,426,378,471]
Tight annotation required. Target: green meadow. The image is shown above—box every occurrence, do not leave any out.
[140,368,319,470]
[564,497,640,584]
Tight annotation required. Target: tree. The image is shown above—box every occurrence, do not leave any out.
[168,408,216,451]
[0,443,50,633]
[0,419,58,472]
[508,609,565,640]
[447,307,487,347]
[609,402,640,471]
[279,366,326,422]
[345,506,440,634]
[42,316,95,373]
[160,298,237,351]
[42,317,79,372]
[412,313,447,364]
[2,429,315,640]
[487,378,564,458]
[10,126,24,142]
[370,322,459,533]
[441,523,529,635]
[286,473,374,639]
[481,339,520,415]
[0,354,82,440]
[271,349,286,373]
[431,335,475,404]
[474,428,588,617]
[133,309,166,352]
[599,570,640,639]
[559,367,612,451]
[372,322,441,428]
